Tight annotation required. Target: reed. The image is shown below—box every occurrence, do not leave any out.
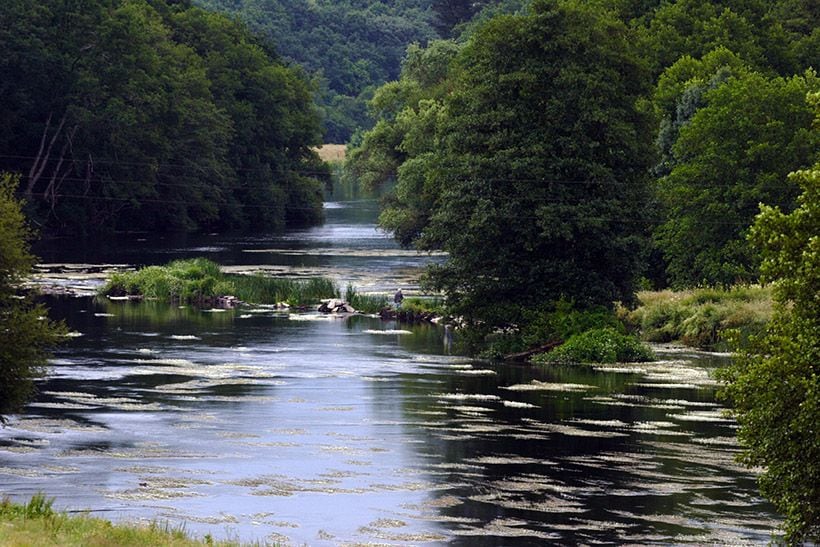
[344,285,389,314]
[100,258,338,306]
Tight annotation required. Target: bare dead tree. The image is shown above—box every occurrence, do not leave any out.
[24,112,68,197]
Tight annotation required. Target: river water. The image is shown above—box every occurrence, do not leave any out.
[1,200,779,544]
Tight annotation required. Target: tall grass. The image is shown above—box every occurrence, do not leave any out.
[230,275,338,306]
[101,258,338,306]
[344,285,388,314]
[624,285,773,349]
[0,495,250,546]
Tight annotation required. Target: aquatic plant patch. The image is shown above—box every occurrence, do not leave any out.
[100,258,339,306]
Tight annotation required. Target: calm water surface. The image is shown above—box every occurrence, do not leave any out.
[1,201,779,544]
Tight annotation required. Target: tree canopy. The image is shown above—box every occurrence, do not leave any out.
[0,173,64,421]
[424,0,654,323]
[196,0,441,142]
[0,0,326,235]
[654,70,819,287]
[348,0,655,338]
[720,161,820,543]
[196,0,528,142]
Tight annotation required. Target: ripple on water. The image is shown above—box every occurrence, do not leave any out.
[502,400,537,408]
[668,410,734,423]
[503,381,597,392]
[451,518,560,540]
[436,393,501,401]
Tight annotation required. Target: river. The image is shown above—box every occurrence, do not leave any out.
[0,199,779,545]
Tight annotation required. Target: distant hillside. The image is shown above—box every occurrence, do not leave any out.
[195,1,519,143]
[197,0,442,142]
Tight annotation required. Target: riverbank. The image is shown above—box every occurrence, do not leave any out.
[0,495,242,546]
[624,285,773,350]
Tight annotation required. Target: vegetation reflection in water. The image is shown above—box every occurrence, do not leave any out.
[0,295,779,544]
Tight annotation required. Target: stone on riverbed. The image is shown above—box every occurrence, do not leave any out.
[318,299,356,314]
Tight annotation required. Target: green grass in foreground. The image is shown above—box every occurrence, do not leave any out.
[623,285,773,349]
[100,258,338,306]
[0,494,247,546]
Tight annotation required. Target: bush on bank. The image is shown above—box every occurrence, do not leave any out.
[533,327,655,364]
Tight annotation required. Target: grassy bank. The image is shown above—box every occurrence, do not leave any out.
[0,495,241,546]
[344,285,446,316]
[100,258,338,306]
[476,286,772,363]
[623,285,773,350]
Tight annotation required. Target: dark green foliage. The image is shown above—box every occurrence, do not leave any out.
[101,258,338,305]
[0,173,65,421]
[634,0,816,78]
[534,327,655,364]
[420,0,654,334]
[519,302,625,349]
[654,71,818,287]
[0,0,325,235]
[719,163,819,543]
[196,0,440,142]
[476,303,626,361]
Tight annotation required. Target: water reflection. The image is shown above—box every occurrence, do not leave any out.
[2,199,780,544]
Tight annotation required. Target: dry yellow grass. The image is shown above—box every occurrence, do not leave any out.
[627,285,774,349]
[313,144,346,162]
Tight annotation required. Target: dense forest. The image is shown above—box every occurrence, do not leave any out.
[196,0,526,142]
[347,0,818,316]
[0,0,327,235]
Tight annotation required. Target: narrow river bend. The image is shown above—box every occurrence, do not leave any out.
[1,200,779,544]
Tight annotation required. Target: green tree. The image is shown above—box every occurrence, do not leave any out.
[654,70,818,287]
[651,46,750,176]
[197,0,440,142]
[0,173,64,422]
[344,40,460,245]
[0,0,325,235]
[719,160,820,543]
[634,0,801,77]
[418,0,654,335]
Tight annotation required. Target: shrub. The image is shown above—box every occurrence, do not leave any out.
[1,173,65,421]
[534,327,655,364]
[520,301,622,348]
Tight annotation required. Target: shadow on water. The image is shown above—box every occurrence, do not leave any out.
[3,199,781,544]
